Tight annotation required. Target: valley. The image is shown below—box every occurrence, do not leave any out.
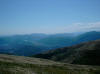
[0,31,100,56]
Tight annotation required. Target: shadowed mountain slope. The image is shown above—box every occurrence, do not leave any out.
[34,40,100,66]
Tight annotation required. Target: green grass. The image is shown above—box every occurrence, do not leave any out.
[0,61,100,74]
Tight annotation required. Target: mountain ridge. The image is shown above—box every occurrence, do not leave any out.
[0,31,100,56]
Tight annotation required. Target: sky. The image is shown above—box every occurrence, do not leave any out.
[0,0,100,35]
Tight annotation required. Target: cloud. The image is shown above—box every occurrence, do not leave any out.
[65,22,100,33]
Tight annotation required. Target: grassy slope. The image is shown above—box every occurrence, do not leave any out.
[0,54,100,74]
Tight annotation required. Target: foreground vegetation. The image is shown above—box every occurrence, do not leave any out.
[0,61,100,74]
[0,54,100,74]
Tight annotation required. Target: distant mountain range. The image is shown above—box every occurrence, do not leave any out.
[34,39,100,66]
[0,31,100,56]
[38,31,100,48]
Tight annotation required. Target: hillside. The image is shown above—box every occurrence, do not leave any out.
[0,54,100,74]
[34,39,100,66]
[0,31,100,56]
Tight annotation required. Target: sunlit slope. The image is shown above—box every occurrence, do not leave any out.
[0,54,100,74]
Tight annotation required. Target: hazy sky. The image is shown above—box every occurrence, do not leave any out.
[0,0,100,35]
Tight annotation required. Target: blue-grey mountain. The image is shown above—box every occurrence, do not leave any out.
[0,31,100,56]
